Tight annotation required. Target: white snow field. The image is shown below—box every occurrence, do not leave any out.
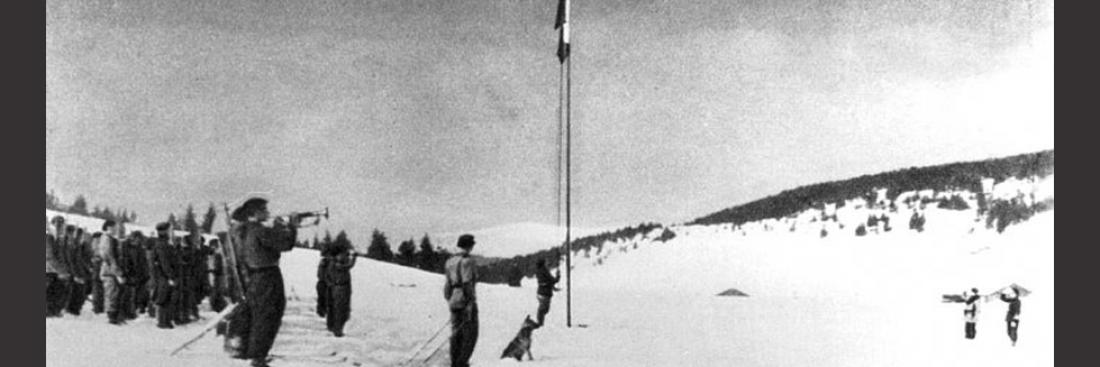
[46,191,1053,366]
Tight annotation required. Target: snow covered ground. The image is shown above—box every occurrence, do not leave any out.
[46,208,1053,367]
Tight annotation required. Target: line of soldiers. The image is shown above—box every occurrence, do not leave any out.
[45,215,231,328]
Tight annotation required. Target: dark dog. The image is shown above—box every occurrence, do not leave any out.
[500,315,539,361]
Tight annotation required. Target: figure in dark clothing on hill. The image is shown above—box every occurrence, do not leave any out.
[46,217,69,318]
[65,227,92,316]
[207,239,228,313]
[962,288,980,339]
[444,234,480,367]
[153,223,181,329]
[324,246,357,337]
[1000,288,1022,346]
[534,259,561,328]
[175,236,195,325]
[122,231,149,320]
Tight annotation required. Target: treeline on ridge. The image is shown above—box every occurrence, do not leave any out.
[690,149,1053,227]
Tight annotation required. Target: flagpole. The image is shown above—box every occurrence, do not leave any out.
[555,0,573,330]
[565,46,573,329]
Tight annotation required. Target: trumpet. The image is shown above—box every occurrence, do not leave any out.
[269,207,329,228]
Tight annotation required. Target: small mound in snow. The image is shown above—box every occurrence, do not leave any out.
[716,288,749,297]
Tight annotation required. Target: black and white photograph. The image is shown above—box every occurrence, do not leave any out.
[46,0,1053,366]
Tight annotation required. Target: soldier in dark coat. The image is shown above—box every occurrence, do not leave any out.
[175,236,195,325]
[207,238,228,313]
[324,246,357,337]
[232,198,298,367]
[122,231,150,320]
[192,237,211,316]
[46,217,69,318]
[1000,288,1022,346]
[534,259,561,327]
[962,288,980,339]
[65,227,92,316]
[153,223,180,329]
[444,234,479,367]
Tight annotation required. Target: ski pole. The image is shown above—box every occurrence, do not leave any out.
[399,319,451,366]
[415,318,469,367]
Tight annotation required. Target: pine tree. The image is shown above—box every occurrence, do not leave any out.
[167,213,179,231]
[201,203,218,234]
[418,234,437,271]
[184,204,201,245]
[365,229,394,262]
[46,190,61,210]
[397,238,417,267]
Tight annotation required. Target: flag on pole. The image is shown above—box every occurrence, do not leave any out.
[555,0,570,63]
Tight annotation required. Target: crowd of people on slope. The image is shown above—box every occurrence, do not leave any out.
[45,215,229,327]
[45,197,567,367]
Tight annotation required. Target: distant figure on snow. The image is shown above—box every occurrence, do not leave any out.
[324,244,357,337]
[444,234,480,367]
[963,288,980,339]
[534,259,561,327]
[152,222,181,329]
[1000,287,1022,346]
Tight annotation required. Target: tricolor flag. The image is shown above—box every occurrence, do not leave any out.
[555,0,570,63]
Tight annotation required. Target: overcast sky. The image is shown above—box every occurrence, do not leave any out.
[46,0,1053,246]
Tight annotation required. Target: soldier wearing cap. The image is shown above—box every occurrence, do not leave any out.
[231,197,298,367]
[444,234,479,367]
[152,222,181,329]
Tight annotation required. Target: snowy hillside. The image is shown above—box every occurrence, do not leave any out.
[46,175,1053,367]
[435,222,610,258]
